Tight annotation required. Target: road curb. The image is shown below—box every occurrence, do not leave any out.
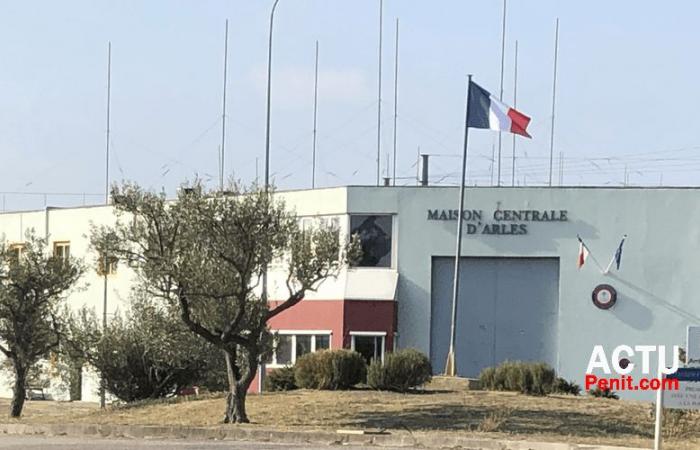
[0,423,649,449]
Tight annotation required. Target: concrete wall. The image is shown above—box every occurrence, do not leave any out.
[0,186,697,401]
[347,186,700,399]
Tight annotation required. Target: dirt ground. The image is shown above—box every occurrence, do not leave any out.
[1,378,699,449]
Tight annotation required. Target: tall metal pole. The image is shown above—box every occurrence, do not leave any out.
[105,42,111,204]
[264,0,280,194]
[375,0,383,186]
[548,18,560,187]
[445,75,472,377]
[391,18,399,186]
[496,0,506,186]
[511,40,518,187]
[311,40,319,189]
[220,19,229,191]
[263,0,280,326]
[101,41,111,410]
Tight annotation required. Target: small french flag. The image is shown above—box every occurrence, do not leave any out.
[577,236,590,269]
[467,80,531,138]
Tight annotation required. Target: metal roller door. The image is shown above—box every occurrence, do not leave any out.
[430,257,560,377]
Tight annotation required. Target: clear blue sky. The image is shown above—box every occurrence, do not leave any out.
[1,0,699,209]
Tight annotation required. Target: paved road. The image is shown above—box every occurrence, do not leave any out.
[0,436,416,450]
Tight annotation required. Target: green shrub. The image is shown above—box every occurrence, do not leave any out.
[366,348,432,392]
[478,360,556,396]
[479,366,497,390]
[554,377,581,396]
[294,349,366,390]
[263,366,297,391]
[588,387,619,399]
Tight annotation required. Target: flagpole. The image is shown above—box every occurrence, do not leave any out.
[375,0,383,186]
[578,235,605,274]
[510,39,518,187]
[548,18,559,187]
[604,235,627,274]
[496,0,506,187]
[445,74,472,377]
[100,41,111,410]
[220,19,229,192]
[391,17,399,187]
[312,40,319,189]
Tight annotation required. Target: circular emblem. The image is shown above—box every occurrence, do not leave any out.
[592,284,617,310]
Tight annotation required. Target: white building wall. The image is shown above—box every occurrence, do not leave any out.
[0,185,695,401]
[0,188,352,401]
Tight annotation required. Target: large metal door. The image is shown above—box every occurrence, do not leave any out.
[430,257,560,377]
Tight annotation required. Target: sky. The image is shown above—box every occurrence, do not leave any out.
[1,0,700,210]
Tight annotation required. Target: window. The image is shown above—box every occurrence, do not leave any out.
[351,332,386,365]
[53,241,70,261]
[9,243,25,260]
[315,335,330,350]
[276,335,293,365]
[350,215,393,267]
[268,332,332,366]
[97,254,118,275]
[295,335,312,359]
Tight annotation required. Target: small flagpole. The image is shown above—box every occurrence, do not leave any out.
[604,235,627,274]
[445,74,472,377]
[496,0,507,187]
[510,39,518,187]
[548,18,559,187]
[603,256,615,275]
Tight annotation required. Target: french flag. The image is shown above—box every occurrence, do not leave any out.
[467,80,531,138]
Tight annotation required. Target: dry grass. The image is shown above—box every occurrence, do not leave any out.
[1,380,700,449]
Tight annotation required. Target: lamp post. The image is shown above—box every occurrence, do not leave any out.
[264,0,280,193]
[260,0,280,393]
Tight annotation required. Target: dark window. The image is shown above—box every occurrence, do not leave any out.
[350,215,392,267]
[296,335,312,359]
[353,335,384,365]
[276,335,293,365]
[315,335,330,350]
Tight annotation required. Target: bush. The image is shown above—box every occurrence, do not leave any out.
[478,360,556,396]
[263,366,297,391]
[66,295,228,402]
[554,377,581,396]
[588,387,619,399]
[294,349,366,390]
[366,348,432,392]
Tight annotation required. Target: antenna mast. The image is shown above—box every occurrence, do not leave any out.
[220,19,229,191]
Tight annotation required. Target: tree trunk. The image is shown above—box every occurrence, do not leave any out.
[224,383,249,424]
[10,363,27,418]
[222,347,258,424]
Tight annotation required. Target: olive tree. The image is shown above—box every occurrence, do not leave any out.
[66,293,228,402]
[92,182,358,423]
[0,232,83,417]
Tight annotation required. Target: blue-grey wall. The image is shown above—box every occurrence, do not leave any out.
[347,186,700,400]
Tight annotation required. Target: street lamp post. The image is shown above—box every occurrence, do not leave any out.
[260,0,280,394]
[264,0,280,193]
